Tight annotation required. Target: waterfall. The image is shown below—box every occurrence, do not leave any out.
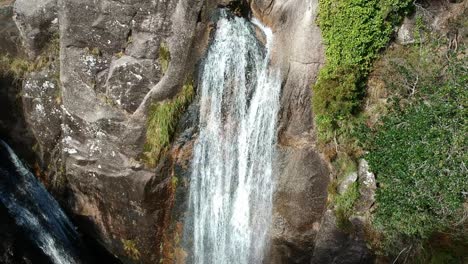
[187,11,281,264]
[0,140,79,264]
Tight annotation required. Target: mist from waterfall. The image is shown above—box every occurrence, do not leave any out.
[186,11,281,264]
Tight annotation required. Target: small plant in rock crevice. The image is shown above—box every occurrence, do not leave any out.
[143,80,195,168]
[159,42,171,74]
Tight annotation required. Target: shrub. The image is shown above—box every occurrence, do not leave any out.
[122,239,141,260]
[313,0,413,142]
[365,50,467,253]
[313,66,362,141]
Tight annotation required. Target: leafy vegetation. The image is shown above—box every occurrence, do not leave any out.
[315,0,467,260]
[313,0,413,142]
[364,44,467,254]
[314,0,415,237]
[143,81,195,167]
[334,181,360,229]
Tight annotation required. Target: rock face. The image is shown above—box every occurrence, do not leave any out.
[249,1,330,263]
[11,0,333,263]
[0,1,37,165]
[13,0,206,262]
[0,1,20,55]
[13,0,58,58]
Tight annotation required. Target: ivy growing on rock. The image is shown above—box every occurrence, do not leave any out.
[313,0,413,142]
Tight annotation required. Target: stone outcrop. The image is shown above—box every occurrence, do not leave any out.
[396,0,467,45]
[10,0,339,263]
[13,0,58,58]
[13,0,207,262]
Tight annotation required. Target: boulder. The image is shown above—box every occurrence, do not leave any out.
[14,0,207,262]
[356,159,376,212]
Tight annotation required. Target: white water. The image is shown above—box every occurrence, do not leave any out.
[187,11,281,264]
[0,140,78,264]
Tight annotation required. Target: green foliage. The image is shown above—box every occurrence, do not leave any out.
[143,81,195,167]
[334,182,360,229]
[313,67,362,141]
[365,49,467,253]
[313,0,413,141]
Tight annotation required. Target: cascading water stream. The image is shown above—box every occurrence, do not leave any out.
[0,140,79,264]
[187,11,281,264]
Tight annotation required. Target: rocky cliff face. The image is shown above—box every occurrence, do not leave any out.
[12,0,206,262]
[4,0,349,263]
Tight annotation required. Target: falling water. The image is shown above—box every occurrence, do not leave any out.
[187,11,281,264]
[0,140,79,264]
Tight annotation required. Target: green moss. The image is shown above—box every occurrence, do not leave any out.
[313,0,413,142]
[143,80,195,167]
[0,55,30,79]
[0,34,60,80]
[159,42,171,74]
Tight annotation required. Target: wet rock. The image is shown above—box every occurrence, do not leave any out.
[0,140,121,264]
[12,0,207,262]
[254,0,328,262]
[11,0,332,263]
[270,147,329,264]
